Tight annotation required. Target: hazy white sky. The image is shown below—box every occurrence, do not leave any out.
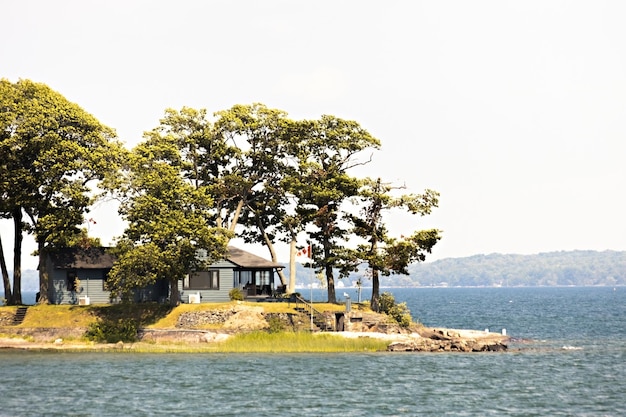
[2,0,625,270]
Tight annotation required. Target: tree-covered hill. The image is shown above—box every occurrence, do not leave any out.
[290,250,625,288]
[382,250,626,287]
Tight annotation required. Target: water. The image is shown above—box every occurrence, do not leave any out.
[1,287,625,416]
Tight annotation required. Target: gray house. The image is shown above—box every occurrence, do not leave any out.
[46,246,284,305]
[46,247,116,305]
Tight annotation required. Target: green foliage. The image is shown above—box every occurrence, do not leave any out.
[0,78,124,304]
[267,316,285,333]
[345,177,441,310]
[228,288,244,301]
[288,116,381,303]
[378,292,396,313]
[108,110,232,305]
[85,318,138,343]
[389,303,413,328]
[379,292,413,328]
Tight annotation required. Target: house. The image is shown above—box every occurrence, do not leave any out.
[45,246,284,305]
[45,246,116,305]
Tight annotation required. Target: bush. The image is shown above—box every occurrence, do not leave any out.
[379,292,396,313]
[267,316,285,333]
[85,318,138,343]
[379,292,413,328]
[229,288,244,301]
[388,302,413,328]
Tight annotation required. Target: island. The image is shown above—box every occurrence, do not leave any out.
[0,302,508,353]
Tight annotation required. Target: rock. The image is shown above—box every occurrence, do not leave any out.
[176,308,236,327]
[386,329,508,353]
[224,309,268,331]
[387,342,416,352]
[199,332,231,343]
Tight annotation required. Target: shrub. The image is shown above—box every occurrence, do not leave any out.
[229,288,244,301]
[379,292,413,328]
[388,302,413,328]
[267,316,285,333]
[85,318,138,343]
[379,292,396,313]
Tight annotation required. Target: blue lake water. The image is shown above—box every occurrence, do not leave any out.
[1,287,625,416]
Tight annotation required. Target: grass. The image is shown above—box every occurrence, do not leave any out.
[2,303,173,328]
[16,305,97,327]
[89,331,389,353]
[1,301,392,353]
[1,300,367,329]
[209,331,389,353]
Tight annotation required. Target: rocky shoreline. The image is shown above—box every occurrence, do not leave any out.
[0,326,508,353]
[0,304,509,352]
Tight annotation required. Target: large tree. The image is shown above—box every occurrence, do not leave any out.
[0,80,16,304]
[346,178,441,311]
[213,104,298,289]
[0,79,123,304]
[292,116,380,303]
[108,114,230,305]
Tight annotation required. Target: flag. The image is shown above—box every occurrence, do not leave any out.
[297,244,312,258]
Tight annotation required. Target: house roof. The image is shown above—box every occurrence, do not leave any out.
[47,245,282,270]
[226,246,283,270]
[48,247,115,270]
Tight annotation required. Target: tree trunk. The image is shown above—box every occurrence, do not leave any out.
[257,217,287,287]
[371,268,380,312]
[169,278,180,306]
[12,208,22,305]
[37,242,49,304]
[261,237,287,287]
[326,264,336,303]
[228,199,244,232]
[0,235,15,305]
[288,239,297,294]
[370,235,380,312]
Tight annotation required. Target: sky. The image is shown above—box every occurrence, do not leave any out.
[2,0,625,270]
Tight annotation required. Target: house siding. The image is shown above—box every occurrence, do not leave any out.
[45,246,279,305]
[180,260,236,303]
[48,268,111,305]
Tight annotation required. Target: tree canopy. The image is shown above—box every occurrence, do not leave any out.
[342,178,441,311]
[2,79,441,305]
[107,113,231,305]
[0,79,123,304]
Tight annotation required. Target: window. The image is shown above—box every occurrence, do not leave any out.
[184,270,220,290]
[67,270,78,292]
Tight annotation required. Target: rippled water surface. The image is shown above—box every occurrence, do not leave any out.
[1,287,624,416]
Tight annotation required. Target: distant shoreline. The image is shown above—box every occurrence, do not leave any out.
[4,284,623,306]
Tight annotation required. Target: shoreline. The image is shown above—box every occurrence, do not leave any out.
[0,327,509,353]
[0,302,509,353]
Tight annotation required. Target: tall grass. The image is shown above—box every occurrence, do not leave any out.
[212,331,389,353]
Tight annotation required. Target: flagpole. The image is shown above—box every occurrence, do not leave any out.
[297,241,314,331]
